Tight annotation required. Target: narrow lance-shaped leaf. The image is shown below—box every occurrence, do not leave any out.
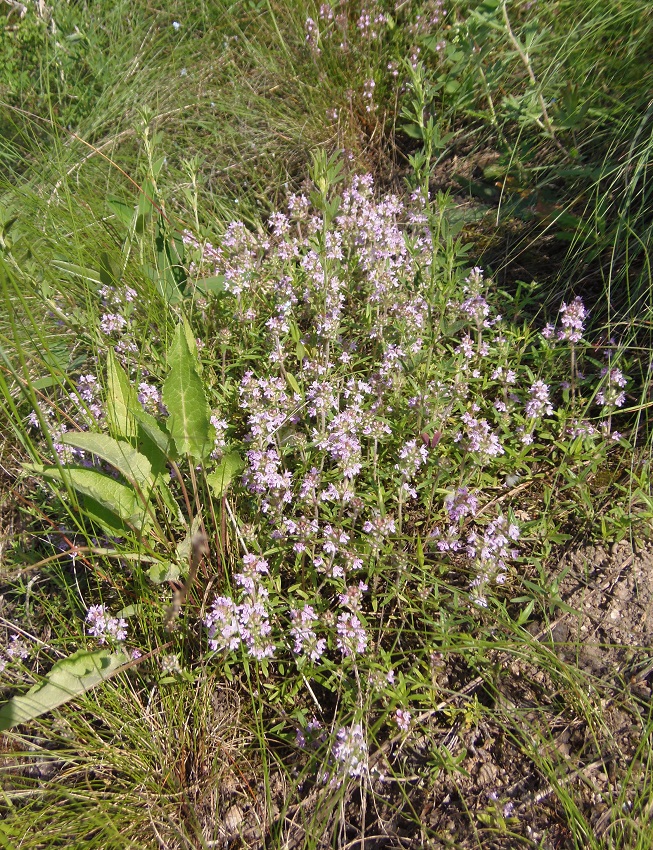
[162,323,211,460]
[129,410,185,526]
[135,407,175,457]
[206,451,244,498]
[0,649,128,731]
[106,348,138,439]
[183,315,202,372]
[62,432,153,490]
[51,260,102,285]
[40,466,151,531]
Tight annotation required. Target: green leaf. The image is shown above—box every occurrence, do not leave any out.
[162,323,211,460]
[194,276,226,296]
[0,649,128,731]
[106,349,138,439]
[285,372,302,397]
[135,408,174,459]
[107,197,135,229]
[151,155,166,179]
[148,560,181,584]
[116,604,144,618]
[416,532,425,569]
[182,315,201,372]
[206,451,244,497]
[40,467,151,531]
[154,215,186,304]
[79,494,135,536]
[401,123,424,140]
[99,252,121,288]
[51,260,101,285]
[516,599,535,626]
[61,432,153,490]
[132,412,184,524]
[137,178,156,219]
[31,376,59,390]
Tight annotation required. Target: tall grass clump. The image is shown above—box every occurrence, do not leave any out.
[1,0,425,215]
[397,0,653,335]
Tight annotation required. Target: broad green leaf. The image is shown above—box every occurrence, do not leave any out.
[106,349,138,439]
[135,408,175,459]
[206,451,244,498]
[116,604,144,618]
[162,323,211,460]
[51,260,102,285]
[31,376,59,390]
[182,315,201,372]
[146,266,182,304]
[155,215,185,304]
[151,155,166,179]
[137,178,156,219]
[61,432,153,490]
[41,467,151,531]
[401,123,424,140]
[132,412,184,525]
[0,649,128,731]
[148,560,181,584]
[79,493,139,537]
[194,276,226,296]
[107,197,136,229]
[99,251,120,288]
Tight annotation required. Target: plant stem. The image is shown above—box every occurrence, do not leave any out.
[501,1,570,160]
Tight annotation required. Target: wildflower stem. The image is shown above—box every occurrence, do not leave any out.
[501,1,570,160]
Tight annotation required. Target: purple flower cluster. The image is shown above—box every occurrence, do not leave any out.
[289,605,326,662]
[596,367,627,409]
[137,382,161,414]
[542,295,588,344]
[210,414,228,459]
[239,372,299,446]
[394,708,412,732]
[336,611,368,657]
[430,488,479,553]
[458,412,504,461]
[407,0,447,37]
[86,605,127,644]
[76,374,104,421]
[204,553,274,660]
[331,722,368,781]
[313,413,364,479]
[357,8,387,38]
[444,487,479,521]
[295,716,326,750]
[525,380,553,419]
[99,313,127,335]
[362,512,396,554]
[0,634,30,672]
[305,16,320,53]
[467,515,520,596]
[558,296,587,343]
[396,438,429,479]
[304,2,387,61]
[363,78,376,112]
[242,447,293,515]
